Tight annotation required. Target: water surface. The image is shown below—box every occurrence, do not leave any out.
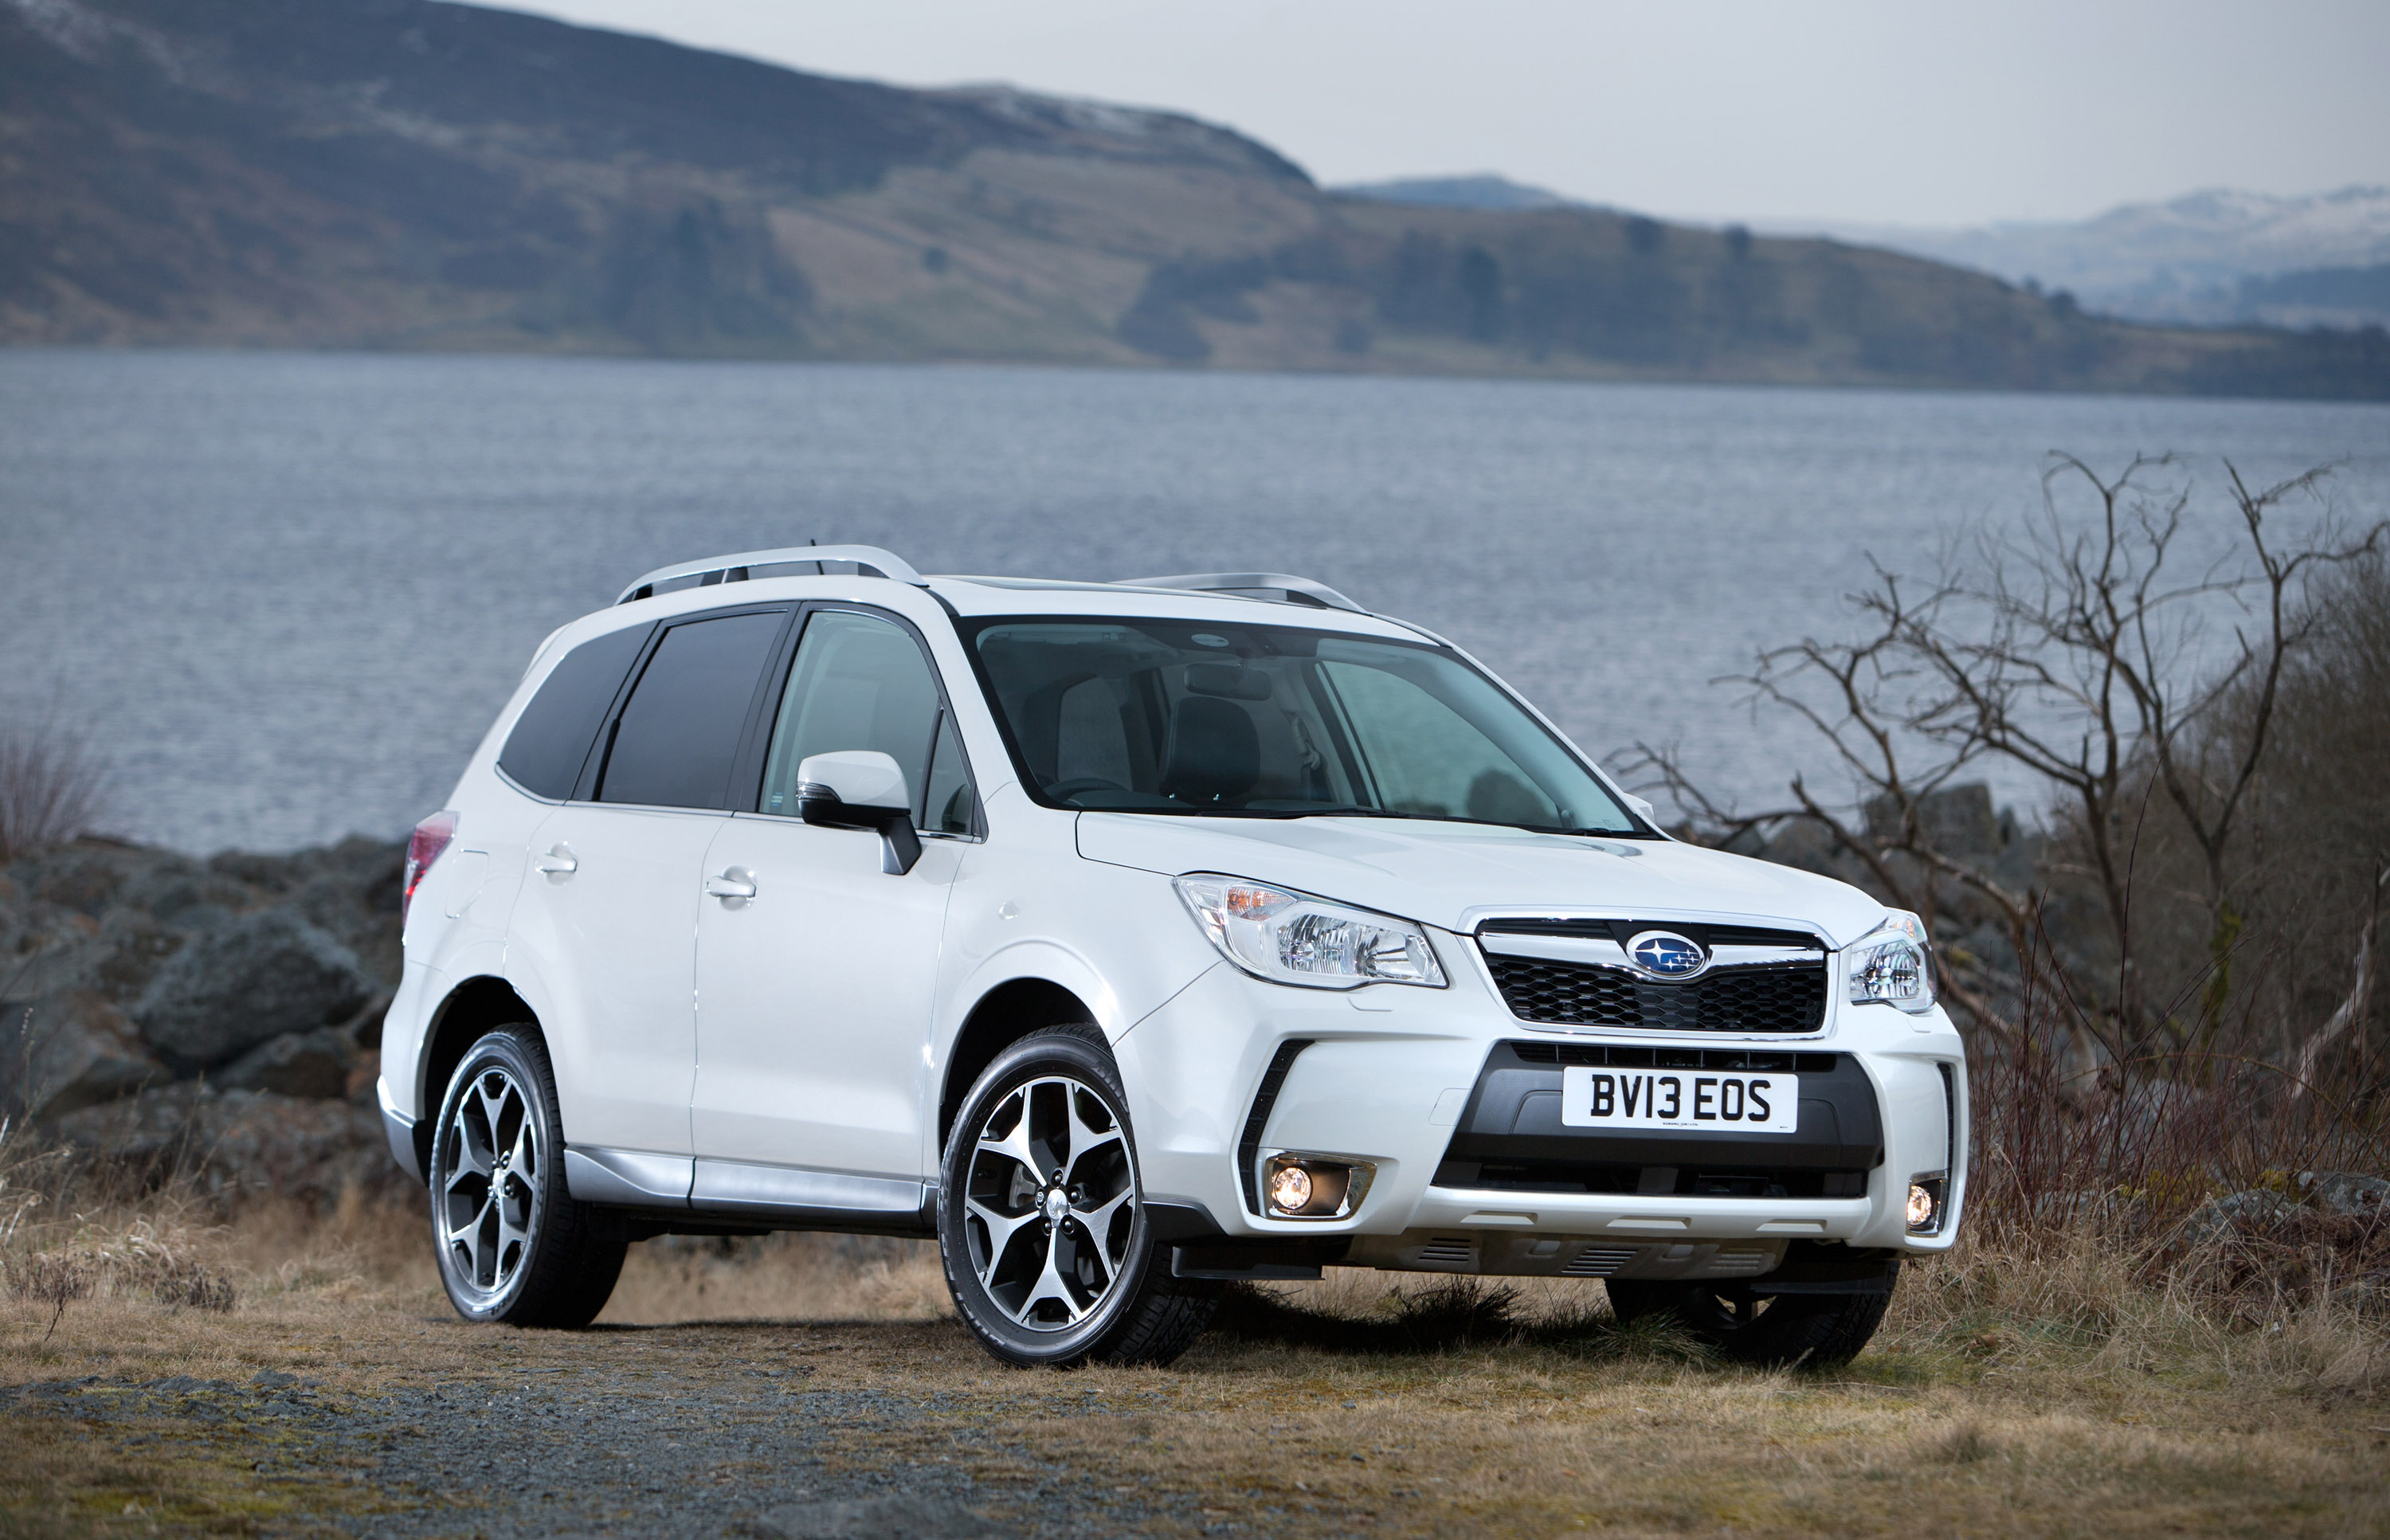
[2,351,2382,852]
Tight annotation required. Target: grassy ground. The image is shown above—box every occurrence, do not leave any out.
[2,1186,2387,1538]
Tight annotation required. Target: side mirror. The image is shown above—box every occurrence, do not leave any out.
[1624,794,1657,825]
[795,751,922,875]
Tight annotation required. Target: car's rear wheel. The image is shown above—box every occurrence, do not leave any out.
[938,1025,1217,1367]
[1605,1273,1895,1367]
[429,1026,625,1327]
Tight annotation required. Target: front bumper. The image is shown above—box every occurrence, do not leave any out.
[1113,938,1966,1266]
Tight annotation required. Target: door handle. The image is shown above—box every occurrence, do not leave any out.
[706,868,758,900]
[535,846,578,876]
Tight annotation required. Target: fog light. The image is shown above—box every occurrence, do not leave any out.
[1262,1154,1373,1219]
[1907,1175,1947,1234]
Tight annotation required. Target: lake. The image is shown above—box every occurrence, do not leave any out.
[2,349,2384,854]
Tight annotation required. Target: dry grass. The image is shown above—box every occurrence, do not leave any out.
[4,1105,2387,1536]
[0,711,110,863]
[2,1184,2386,1536]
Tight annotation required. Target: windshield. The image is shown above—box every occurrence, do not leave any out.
[965,617,1645,834]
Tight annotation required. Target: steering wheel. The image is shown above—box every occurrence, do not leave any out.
[1046,777,1130,800]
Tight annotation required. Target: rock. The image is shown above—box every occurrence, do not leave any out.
[132,907,374,1072]
[45,1082,403,1209]
[214,1026,358,1099]
[1866,782,2001,859]
[2298,1170,2390,1218]
[0,989,169,1121]
[754,1496,997,1539]
[2180,1187,2298,1248]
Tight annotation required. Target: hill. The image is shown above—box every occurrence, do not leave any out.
[3,0,2384,397]
[1802,186,2390,329]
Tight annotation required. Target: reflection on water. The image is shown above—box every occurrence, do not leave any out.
[2,349,2383,852]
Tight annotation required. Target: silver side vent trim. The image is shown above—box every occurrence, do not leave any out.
[1412,1236,1477,1270]
[1561,1244,1640,1278]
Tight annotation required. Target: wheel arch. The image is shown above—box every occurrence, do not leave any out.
[414,974,545,1175]
[937,977,1100,1149]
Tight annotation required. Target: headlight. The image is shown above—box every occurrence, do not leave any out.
[1173,874,1446,990]
[1847,910,1934,1014]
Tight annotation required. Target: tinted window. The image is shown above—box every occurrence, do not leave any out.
[499,624,652,799]
[758,610,960,828]
[597,612,784,809]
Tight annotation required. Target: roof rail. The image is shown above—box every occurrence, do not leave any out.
[1113,571,1366,614]
[616,545,927,605]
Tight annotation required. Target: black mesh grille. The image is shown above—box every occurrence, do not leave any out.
[1483,955,1827,1032]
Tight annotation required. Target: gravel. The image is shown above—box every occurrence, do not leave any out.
[0,1356,1264,1538]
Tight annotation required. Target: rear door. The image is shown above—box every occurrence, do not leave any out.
[689,605,978,1211]
[507,605,790,1162]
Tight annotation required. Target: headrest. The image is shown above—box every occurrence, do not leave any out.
[1159,695,1260,805]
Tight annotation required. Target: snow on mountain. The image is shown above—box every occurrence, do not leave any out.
[1782,186,2390,327]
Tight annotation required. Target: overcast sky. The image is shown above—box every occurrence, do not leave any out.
[496,0,2388,229]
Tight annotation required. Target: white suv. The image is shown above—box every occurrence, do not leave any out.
[380,546,1965,1367]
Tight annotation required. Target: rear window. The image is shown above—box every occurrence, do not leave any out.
[498,624,652,800]
[597,611,786,809]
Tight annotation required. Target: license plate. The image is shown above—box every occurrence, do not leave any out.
[1561,1066,1798,1134]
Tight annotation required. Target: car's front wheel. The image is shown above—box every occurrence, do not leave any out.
[1606,1272,1896,1366]
[937,1026,1217,1367]
[429,1026,626,1327]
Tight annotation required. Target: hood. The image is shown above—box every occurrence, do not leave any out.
[1074,813,1889,946]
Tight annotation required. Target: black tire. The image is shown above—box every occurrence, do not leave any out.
[428,1025,626,1328]
[1606,1272,1895,1367]
[938,1025,1217,1368]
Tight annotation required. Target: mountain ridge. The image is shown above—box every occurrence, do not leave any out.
[1787,185,2390,328]
[2,0,2384,398]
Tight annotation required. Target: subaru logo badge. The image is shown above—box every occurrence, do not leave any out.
[1627,930,1707,978]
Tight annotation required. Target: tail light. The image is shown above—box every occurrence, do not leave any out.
[403,811,458,922]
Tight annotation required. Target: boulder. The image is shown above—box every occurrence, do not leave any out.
[2179,1187,2298,1248]
[0,989,168,1122]
[214,1025,358,1099]
[45,1082,404,1209]
[2298,1170,2390,1218]
[132,907,374,1072]
[1866,782,2002,860]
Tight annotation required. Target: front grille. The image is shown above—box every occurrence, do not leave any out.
[1483,954,1827,1032]
[1510,1043,1841,1073]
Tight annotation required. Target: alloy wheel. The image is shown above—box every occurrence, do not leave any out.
[438,1063,542,1307]
[961,1074,1139,1330]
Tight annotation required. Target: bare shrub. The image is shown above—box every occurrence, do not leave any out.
[1618,452,2390,1357]
[0,709,111,861]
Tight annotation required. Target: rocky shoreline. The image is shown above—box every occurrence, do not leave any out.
[2,837,406,1209]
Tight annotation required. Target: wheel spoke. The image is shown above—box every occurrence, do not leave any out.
[1073,1187,1134,1260]
[978,1088,1044,1187]
[966,1196,1040,1287]
[1063,1090,1123,1186]
[1019,1235,1087,1326]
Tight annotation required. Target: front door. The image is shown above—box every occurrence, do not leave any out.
[505,605,789,1162]
[691,606,978,1196]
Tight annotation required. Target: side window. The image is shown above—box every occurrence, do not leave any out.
[758,609,969,831]
[596,611,785,809]
[923,713,976,834]
[499,624,652,799]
